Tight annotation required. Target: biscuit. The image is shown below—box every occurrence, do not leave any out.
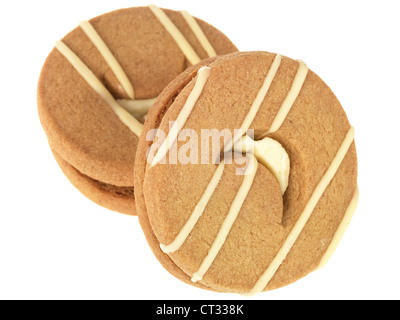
[134,51,358,294]
[37,5,237,215]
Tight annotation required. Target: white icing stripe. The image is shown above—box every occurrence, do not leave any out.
[149,5,201,65]
[160,161,225,254]
[80,20,135,100]
[158,55,283,256]
[150,66,211,167]
[232,54,282,146]
[180,10,217,58]
[55,40,143,137]
[267,60,308,134]
[192,156,258,282]
[244,127,355,296]
[117,98,157,118]
[317,186,359,269]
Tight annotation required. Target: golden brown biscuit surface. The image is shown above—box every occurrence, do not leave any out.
[134,51,358,293]
[37,6,237,215]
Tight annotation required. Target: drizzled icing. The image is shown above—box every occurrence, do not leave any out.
[192,155,258,282]
[79,20,157,116]
[54,6,217,137]
[117,98,157,118]
[245,127,356,296]
[267,60,308,134]
[55,41,143,137]
[150,66,211,167]
[317,186,359,269]
[231,54,283,146]
[180,10,217,58]
[149,5,201,65]
[160,161,225,254]
[153,55,357,294]
[148,5,217,65]
[80,20,135,100]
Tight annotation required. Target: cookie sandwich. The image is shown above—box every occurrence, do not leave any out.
[37,5,237,215]
[134,51,358,294]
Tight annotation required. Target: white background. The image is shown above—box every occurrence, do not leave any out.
[0,0,399,300]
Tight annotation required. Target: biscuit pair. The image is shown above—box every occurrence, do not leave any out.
[38,6,358,294]
[38,5,237,214]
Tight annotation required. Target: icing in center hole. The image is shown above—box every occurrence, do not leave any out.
[237,135,290,194]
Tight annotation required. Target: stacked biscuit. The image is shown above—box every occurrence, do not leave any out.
[38,5,358,294]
